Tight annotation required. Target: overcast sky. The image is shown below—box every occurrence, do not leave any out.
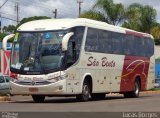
[0,0,160,27]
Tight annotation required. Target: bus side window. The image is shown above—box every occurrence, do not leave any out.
[124,35,134,55]
[85,28,99,52]
[99,30,112,54]
[66,40,76,67]
[66,26,85,68]
[72,27,85,60]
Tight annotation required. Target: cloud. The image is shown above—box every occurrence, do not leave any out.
[0,0,160,27]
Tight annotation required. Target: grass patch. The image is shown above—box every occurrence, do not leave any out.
[151,88,160,91]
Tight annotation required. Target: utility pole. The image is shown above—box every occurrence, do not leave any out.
[0,14,1,33]
[15,0,19,24]
[0,0,9,32]
[53,9,57,18]
[77,0,83,17]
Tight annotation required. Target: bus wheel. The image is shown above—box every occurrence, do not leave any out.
[132,79,140,97]
[91,93,106,100]
[76,80,90,102]
[124,80,140,98]
[32,95,45,103]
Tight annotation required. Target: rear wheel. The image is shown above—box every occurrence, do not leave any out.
[76,80,90,102]
[124,80,140,98]
[132,79,140,97]
[91,93,106,100]
[32,95,45,103]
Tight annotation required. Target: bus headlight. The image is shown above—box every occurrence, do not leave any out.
[47,76,65,83]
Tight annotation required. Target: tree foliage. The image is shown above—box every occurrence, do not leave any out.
[80,10,106,22]
[16,16,51,28]
[151,24,160,45]
[123,3,157,33]
[0,33,7,42]
[80,0,125,25]
[2,25,16,33]
[0,33,14,42]
[0,16,51,42]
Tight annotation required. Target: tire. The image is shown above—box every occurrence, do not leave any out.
[124,80,140,98]
[76,80,90,102]
[32,95,45,103]
[91,93,106,100]
[132,80,140,97]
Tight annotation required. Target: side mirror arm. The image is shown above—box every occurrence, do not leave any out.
[2,34,15,51]
[62,32,74,51]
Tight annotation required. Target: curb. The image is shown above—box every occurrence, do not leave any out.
[0,96,11,102]
[108,90,160,96]
[140,90,160,95]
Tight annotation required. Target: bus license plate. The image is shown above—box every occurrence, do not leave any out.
[29,88,38,92]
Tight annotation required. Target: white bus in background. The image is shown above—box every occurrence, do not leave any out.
[155,46,160,80]
[0,36,17,78]
[8,18,154,102]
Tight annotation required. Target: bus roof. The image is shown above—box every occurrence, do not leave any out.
[17,18,153,39]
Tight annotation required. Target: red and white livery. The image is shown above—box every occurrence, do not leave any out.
[9,18,154,102]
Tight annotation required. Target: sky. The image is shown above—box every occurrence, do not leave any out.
[0,0,160,27]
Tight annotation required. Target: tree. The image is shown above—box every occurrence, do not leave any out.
[0,33,7,42]
[2,25,16,33]
[17,16,51,28]
[140,5,157,33]
[151,24,160,45]
[123,3,142,31]
[0,16,51,42]
[0,25,16,42]
[123,3,157,33]
[80,10,106,22]
[80,0,125,26]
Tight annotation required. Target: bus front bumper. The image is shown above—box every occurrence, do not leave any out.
[10,80,67,95]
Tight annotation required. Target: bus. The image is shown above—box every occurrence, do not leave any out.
[0,36,16,78]
[0,42,12,75]
[8,18,155,102]
[155,46,160,80]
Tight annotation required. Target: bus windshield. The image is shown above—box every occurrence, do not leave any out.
[10,31,68,74]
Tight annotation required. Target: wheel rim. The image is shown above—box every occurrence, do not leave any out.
[83,84,89,99]
[135,82,139,95]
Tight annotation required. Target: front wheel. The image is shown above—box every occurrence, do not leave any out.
[76,80,90,102]
[32,95,45,103]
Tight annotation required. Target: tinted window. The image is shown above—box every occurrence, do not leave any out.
[70,26,85,59]
[0,76,5,83]
[134,36,144,56]
[144,38,154,57]
[66,26,85,68]
[85,28,99,52]
[123,35,134,55]
[111,32,124,54]
[85,27,154,57]
[5,76,12,83]
[99,30,113,53]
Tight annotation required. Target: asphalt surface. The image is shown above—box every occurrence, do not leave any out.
[0,93,160,112]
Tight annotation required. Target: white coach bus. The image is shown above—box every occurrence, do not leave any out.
[9,18,155,102]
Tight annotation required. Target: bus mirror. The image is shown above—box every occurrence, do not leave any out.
[62,32,74,51]
[2,34,15,51]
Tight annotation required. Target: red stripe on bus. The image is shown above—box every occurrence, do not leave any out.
[120,56,150,92]
[126,31,144,37]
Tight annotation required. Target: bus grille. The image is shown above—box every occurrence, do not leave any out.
[15,81,50,85]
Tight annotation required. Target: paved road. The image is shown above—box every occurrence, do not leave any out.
[0,93,160,112]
